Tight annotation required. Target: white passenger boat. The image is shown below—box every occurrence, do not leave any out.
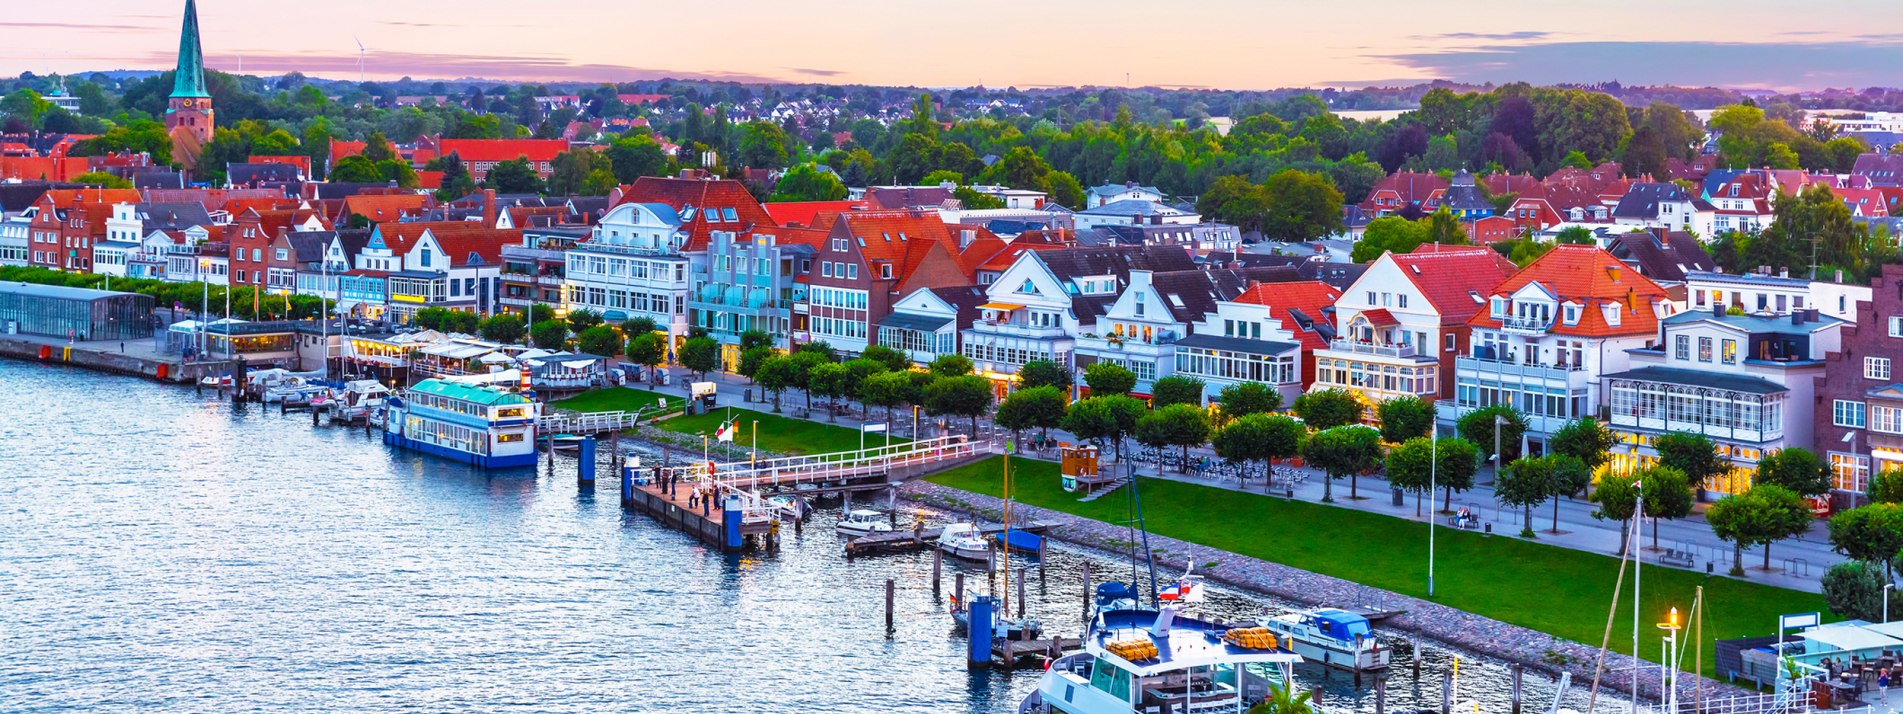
[1259,608,1391,671]
[937,522,992,561]
[836,509,893,538]
[1020,604,1327,714]
[383,378,539,468]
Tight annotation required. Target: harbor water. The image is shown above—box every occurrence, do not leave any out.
[0,360,1630,712]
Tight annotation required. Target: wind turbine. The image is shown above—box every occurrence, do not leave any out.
[353,37,367,83]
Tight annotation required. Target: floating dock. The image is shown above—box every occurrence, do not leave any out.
[844,521,1056,557]
[620,470,776,553]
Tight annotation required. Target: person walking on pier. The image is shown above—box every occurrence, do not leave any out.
[1879,668,1890,704]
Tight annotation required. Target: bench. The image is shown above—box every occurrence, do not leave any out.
[1660,548,1696,568]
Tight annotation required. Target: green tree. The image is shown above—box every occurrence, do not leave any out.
[1302,425,1383,501]
[1548,417,1615,473]
[859,370,915,431]
[1641,465,1696,550]
[928,353,972,377]
[1063,395,1147,460]
[996,386,1069,441]
[807,363,851,420]
[1457,404,1528,465]
[607,134,670,183]
[328,154,383,183]
[1869,469,1903,504]
[625,332,667,383]
[798,341,839,363]
[478,313,526,343]
[620,315,658,335]
[1822,560,1894,623]
[849,344,904,373]
[1150,375,1206,408]
[485,156,544,194]
[1213,413,1306,488]
[566,308,604,332]
[1018,360,1074,392]
[529,319,568,350]
[1248,681,1316,714]
[1083,362,1137,396]
[739,330,775,351]
[679,336,719,381]
[1497,455,1563,537]
[735,120,792,169]
[737,345,774,382]
[755,355,798,411]
[1350,216,1430,263]
[547,148,611,196]
[1592,472,1642,554]
[1706,484,1815,574]
[1217,381,1283,421]
[1291,388,1360,430]
[575,325,621,357]
[1261,169,1345,242]
[787,351,830,411]
[1755,447,1830,498]
[1136,404,1213,474]
[1654,431,1727,494]
[841,358,887,417]
[1555,226,1596,245]
[1197,175,1271,234]
[1828,503,1903,577]
[926,374,995,436]
[1047,170,1086,209]
[1375,396,1433,443]
[72,171,132,189]
[770,163,848,202]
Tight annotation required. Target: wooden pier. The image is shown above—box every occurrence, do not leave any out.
[844,521,1057,557]
[620,474,778,553]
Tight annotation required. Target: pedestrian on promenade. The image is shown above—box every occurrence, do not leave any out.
[120,342,125,353]
[1879,668,1890,703]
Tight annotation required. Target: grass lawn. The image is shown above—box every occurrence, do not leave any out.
[929,456,1826,679]
[550,387,685,414]
[656,404,908,456]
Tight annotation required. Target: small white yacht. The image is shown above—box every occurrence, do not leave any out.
[1258,608,1391,672]
[937,522,992,561]
[836,509,893,538]
[1021,604,1324,714]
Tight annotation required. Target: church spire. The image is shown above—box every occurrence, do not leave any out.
[170,0,209,99]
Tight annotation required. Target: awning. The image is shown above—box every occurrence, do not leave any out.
[1357,308,1400,327]
[880,312,954,332]
[1174,333,1299,355]
[479,352,514,364]
[602,310,629,321]
[421,344,493,360]
[1800,624,1903,653]
[1601,366,1786,395]
[978,302,1024,311]
[561,359,598,369]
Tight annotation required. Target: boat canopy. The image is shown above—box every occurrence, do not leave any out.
[846,509,885,519]
[1090,608,1301,676]
[1309,609,1374,641]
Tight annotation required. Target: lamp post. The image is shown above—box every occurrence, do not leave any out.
[1429,422,1437,597]
[1886,583,1895,624]
[1657,607,1682,712]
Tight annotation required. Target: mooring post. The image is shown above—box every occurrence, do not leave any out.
[620,462,633,505]
[1016,568,1027,619]
[577,436,597,486]
[1440,671,1452,714]
[1081,562,1092,623]
[954,572,965,613]
[1510,664,1523,714]
[885,578,896,636]
[1375,677,1387,714]
[932,547,943,594]
[722,495,742,552]
[967,595,994,669]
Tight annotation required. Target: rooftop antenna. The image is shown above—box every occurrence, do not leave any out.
[353,37,367,83]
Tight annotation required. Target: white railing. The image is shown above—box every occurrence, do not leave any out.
[1501,314,1554,335]
[1326,339,1420,358]
[651,435,990,523]
[538,407,677,434]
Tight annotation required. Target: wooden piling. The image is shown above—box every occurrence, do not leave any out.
[884,578,896,636]
[1016,568,1026,619]
[1375,677,1387,714]
[1081,562,1092,622]
[1511,664,1523,714]
[1440,671,1452,714]
[932,548,943,594]
[954,573,965,612]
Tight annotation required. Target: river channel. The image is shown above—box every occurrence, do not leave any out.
[0,360,1630,712]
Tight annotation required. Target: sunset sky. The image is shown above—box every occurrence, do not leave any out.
[8,0,1903,91]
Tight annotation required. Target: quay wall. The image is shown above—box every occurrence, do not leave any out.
[0,336,217,383]
[902,480,1755,705]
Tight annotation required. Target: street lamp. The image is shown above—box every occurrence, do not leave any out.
[1657,607,1683,712]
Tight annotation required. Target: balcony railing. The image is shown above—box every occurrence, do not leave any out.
[969,320,1067,338]
[1325,339,1419,358]
[1500,314,1554,336]
[1458,356,1587,385]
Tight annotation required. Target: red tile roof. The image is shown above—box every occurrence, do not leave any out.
[1358,308,1399,327]
[343,194,430,223]
[828,209,968,281]
[1230,280,1344,353]
[1469,244,1668,338]
[247,155,312,174]
[764,200,868,228]
[437,139,568,163]
[1387,245,1517,325]
[611,176,775,251]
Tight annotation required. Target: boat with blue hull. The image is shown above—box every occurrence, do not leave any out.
[382,379,540,468]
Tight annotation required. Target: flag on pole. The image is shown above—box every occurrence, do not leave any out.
[715,418,737,443]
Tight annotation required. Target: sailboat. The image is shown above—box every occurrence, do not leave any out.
[950,440,1042,641]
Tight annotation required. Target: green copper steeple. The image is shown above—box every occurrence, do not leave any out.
[170,0,210,99]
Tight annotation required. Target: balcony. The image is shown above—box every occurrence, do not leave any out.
[1458,356,1588,386]
[968,319,1067,339]
[1499,314,1554,336]
[1608,411,1779,444]
[1322,339,1430,360]
[500,245,567,262]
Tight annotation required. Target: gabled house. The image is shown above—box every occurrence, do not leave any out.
[1706,172,1776,234]
[1611,182,1701,233]
[1424,169,1495,219]
[1605,229,1717,285]
[26,188,140,272]
[1073,266,1301,396]
[1853,152,1903,188]
[1086,182,1165,208]
[1814,265,1903,505]
[1178,280,1342,406]
[563,202,692,337]
[1311,245,1515,417]
[609,176,777,252]
[690,226,828,367]
[1360,171,1448,217]
[803,210,972,356]
[1455,245,1675,447]
[881,286,989,367]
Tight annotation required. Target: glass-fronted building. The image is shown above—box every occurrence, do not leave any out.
[0,282,154,341]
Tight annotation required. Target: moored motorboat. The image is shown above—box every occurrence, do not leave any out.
[1258,607,1391,672]
[936,522,992,561]
[836,509,893,538]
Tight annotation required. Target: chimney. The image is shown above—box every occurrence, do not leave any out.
[1837,269,1845,283]
[1792,311,1805,326]
[1712,304,1725,317]
[1246,279,1261,290]
[482,189,497,228]
[1779,267,1789,279]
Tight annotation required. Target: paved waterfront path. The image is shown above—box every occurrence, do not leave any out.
[670,367,1840,594]
[901,479,1754,705]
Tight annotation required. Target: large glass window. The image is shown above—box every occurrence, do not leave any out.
[1835,400,1868,428]
[1831,452,1871,493]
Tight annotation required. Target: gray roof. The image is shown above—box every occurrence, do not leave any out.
[1149,266,1303,324]
[136,202,214,233]
[1608,231,1716,282]
[1663,310,1845,334]
[1038,245,1196,285]
[1611,182,1689,219]
[1079,199,1190,217]
[879,312,953,332]
[1684,270,1806,288]
[1601,366,1787,395]
[0,281,150,302]
[287,230,337,263]
[1175,333,1299,356]
[1088,183,1161,197]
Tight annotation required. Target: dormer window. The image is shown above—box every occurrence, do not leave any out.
[1564,304,1580,325]
[1490,297,1507,318]
[1604,303,1621,327]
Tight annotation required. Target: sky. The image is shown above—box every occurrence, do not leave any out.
[9,0,1903,92]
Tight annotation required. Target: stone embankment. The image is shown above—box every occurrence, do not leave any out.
[903,480,1754,705]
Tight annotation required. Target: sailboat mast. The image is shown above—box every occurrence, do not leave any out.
[1001,448,1011,619]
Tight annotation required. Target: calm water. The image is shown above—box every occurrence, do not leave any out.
[0,361,1628,713]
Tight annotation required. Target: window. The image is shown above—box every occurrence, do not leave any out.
[1490,297,1506,318]
[274,249,288,261]
[1721,339,1738,365]
[821,261,833,278]
[1368,291,1377,306]
[1835,400,1868,428]
[1891,316,1903,338]
[1674,335,1690,360]
[1874,405,1903,435]
[1868,357,1892,381]
[1698,336,1712,362]
[846,263,858,279]
[880,264,892,280]
[1832,452,1871,493]
[1564,305,1580,325]
[419,250,431,267]
[1444,333,1456,352]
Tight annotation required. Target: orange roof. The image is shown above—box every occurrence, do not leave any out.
[222,197,299,216]
[1230,280,1344,352]
[248,155,312,173]
[329,139,399,163]
[1387,245,1516,325]
[1469,244,1668,338]
[415,170,444,190]
[437,139,568,163]
[343,194,430,223]
[611,176,776,251]
[764,200,867,227]
[432,228,522,267]
[829,210,965,280]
